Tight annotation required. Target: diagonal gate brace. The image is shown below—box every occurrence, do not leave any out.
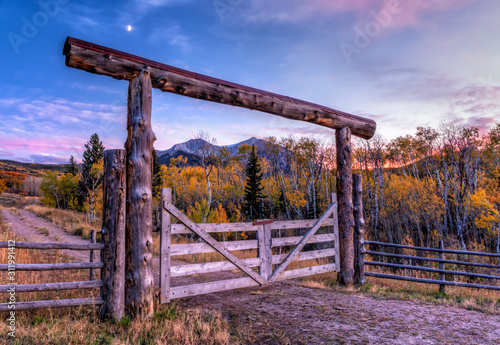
[163,202,267,286]
[268,201,338,283]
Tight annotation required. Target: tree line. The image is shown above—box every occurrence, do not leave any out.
[35,121,500,255]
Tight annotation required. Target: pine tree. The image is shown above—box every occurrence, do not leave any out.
[65,155,79,176]
[152,149,163,231]
[243,145,265,220]
[78,133,105,223]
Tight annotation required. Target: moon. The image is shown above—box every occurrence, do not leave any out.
[127,25,132,31]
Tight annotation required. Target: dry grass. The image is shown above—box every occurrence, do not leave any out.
[25,204,98,240]
[0,211,235,345]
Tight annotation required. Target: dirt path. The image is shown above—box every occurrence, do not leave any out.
[2,207,499,344]
[180,280,500,344]
[1,208,95,262]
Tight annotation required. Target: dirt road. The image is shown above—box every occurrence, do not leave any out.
[2,207,499,344]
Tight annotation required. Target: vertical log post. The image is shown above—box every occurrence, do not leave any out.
[100,149,126,321]
[439,240,445,293]
[258,222,273,282]
[125,68,156,319]
[331,193,340,273]
[336,127,355,286]
[89,229,96,281]
[353,174,365,285]
[160,188,172,304]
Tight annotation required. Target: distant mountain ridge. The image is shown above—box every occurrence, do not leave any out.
[156,137,271,166]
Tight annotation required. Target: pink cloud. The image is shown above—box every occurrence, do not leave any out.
[244,0,478,30]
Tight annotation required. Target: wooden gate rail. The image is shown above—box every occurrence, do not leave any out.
[0,240,104,311]
[362,241,500,291]
[161,188,339,302]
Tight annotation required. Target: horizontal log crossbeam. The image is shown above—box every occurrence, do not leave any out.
[63,37,376,139]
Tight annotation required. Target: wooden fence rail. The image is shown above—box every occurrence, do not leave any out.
[0,234,104,311]
[362,241,500,291]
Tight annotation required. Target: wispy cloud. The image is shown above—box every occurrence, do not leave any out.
[241,0,477,29]
[148,25,193,54]
[0,97,127,163]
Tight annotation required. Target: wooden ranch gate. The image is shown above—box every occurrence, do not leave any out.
[61,37,376,319]
[160,189,339,302]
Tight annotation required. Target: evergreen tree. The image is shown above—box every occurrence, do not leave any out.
[152,149,163,231]
[243,145,265,220]
[78,133,105,222]
[65,155,79,176]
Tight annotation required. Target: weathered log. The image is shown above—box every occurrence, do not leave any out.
[0,297,104,311]
[0,241,103,250]
[0,262,103,271]
[100,149,126,321]
[0,280,102,293]
[336,127,354,286]
[353,174,365,285]
[89,229,96,281]
[160,188,172,304]
[63,37,376,139]
[125,69,156,319]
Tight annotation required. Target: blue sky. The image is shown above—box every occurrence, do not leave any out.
[0,0,499,163]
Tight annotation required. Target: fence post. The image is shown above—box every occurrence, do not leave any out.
[336,127,355,286]
[331,193,340,273]
[160,188,172,304]
[353,174,365,285]
[100,149,126,321]
[439,240,445,293]
[124,69,156,319]
[89,229,96,281]
[257,222,273,282]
